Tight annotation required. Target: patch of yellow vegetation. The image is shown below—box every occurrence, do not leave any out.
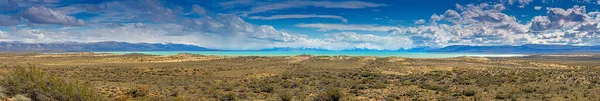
[385,57,406,62]
[353,56,377,61]
[451,56,491,62]
[380,70,411,76]
[287,55,312,63]
[95,54,226,63]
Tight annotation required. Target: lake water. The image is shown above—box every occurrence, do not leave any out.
[94,51,527,58]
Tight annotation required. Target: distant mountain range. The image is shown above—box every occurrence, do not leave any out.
[1,41,600,54]
[433,44,600,53]
[0,41,216,52]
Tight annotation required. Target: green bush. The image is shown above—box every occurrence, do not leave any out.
[127,85,149,98]
[495,93,512,99]
[278,91,294,101]
[0,66,103,101]
[218,92,236,101]
[315,88,344,101]
[461,90,477,96]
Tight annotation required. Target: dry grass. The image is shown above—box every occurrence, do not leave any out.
[0,53,599,100]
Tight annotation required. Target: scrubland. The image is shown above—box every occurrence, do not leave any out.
[0,53,599,101]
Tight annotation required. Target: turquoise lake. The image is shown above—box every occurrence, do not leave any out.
[94,51,527,58]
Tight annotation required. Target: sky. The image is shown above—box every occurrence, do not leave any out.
[1,0,600,50]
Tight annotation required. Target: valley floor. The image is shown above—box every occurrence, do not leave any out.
[1,53,600,100]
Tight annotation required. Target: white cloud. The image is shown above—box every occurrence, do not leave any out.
[323,32,413,50]
[530,5,589,32]
[242,1,384,16]
[534,6,542,10]
[502,0,534,8]
[134,22,144,28]
[388,3,533,46]
[191,5,207,15]
[1,14,322,50]
[249,14,348,23]
[19,6,84,26]
[296,23,398,31]
[387,4,600,46]
[414,19,426,24]
[444,10,461,18]
[7,1,600,50]
[0,30,6,39]
[0,14,418,50]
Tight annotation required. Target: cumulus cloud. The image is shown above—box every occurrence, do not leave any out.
[19,6,84,26]
[534,6,542,10]
[502,0,534,8]
[414,19,426,24]
[296,23,398,31]
[298,4,598,47]
[0,14,320,50]
[242,1,384,16]
[387,4,600,46]
[386,3,533,46]
[323,32,413,50]
[444,10,461,18]
[0,13,414,50]
[0,30,6,38]
[530,5,589,32]
[134,22,144,28]
[249,14,348,23]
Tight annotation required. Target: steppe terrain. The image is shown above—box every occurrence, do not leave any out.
[1,52,600,101]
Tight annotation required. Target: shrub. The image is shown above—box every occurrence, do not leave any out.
[278,91,293,101]
[218,92,236,101]
[127,85,149,98]
[495,93,512,99]
[461,89,477,96]
[0,86,6,98]
[260,84,275,93]
[315,88,344,101]
[0,66,103,101]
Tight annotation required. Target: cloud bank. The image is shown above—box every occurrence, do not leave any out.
[249,14,348,23]
[2,0,600,50]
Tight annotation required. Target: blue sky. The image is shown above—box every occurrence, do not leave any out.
[1,0,600,50]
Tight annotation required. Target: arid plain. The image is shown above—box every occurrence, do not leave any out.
[1,53,600,101]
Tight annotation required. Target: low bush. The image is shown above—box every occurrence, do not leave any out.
[315,88,344,101]
[0,66,103,101]
[127,85,149,98]
[461,89,477,96]
[278,91,293,101]
[495,93,512,99]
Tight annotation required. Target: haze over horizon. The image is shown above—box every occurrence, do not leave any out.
[1,0,600,50]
